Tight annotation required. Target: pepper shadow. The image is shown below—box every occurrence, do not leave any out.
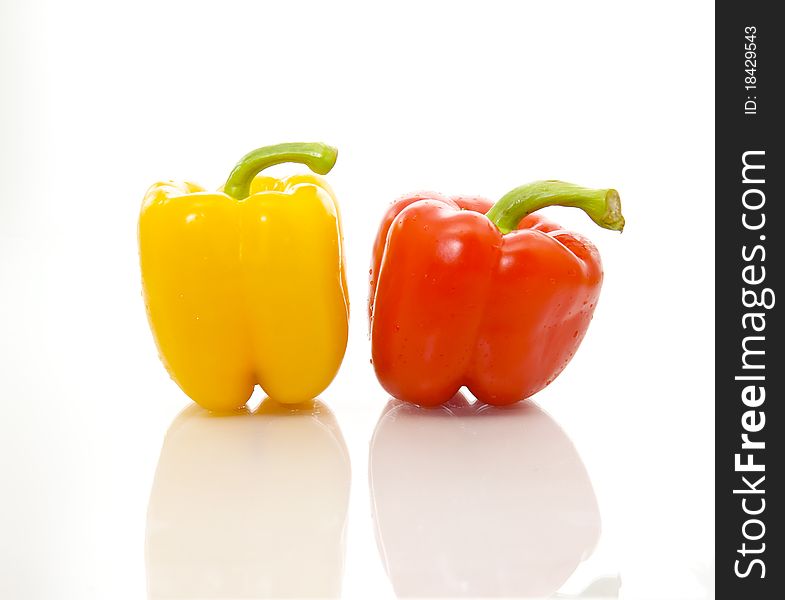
[146,398,350,599]
[369,393,619,599]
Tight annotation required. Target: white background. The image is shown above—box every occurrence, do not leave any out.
[1,1,714,599]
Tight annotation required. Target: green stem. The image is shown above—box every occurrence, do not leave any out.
[223,142,338,200]
[485,180,624,234]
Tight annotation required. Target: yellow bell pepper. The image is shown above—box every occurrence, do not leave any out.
[139,143,348,410]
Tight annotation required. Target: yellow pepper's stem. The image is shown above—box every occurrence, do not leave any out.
[224,142,338,200]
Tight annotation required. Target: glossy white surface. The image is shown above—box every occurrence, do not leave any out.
[370,396,607,598]
[147,401,350,599]
[1,1,714,598]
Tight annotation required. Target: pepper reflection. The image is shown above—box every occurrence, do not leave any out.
[146,399,350,599]
[370,393,618,598]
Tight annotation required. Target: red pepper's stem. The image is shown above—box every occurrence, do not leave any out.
[223,142,338,200]
[485,180,624,234]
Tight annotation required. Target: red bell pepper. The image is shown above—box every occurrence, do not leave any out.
[369,181,624,406]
